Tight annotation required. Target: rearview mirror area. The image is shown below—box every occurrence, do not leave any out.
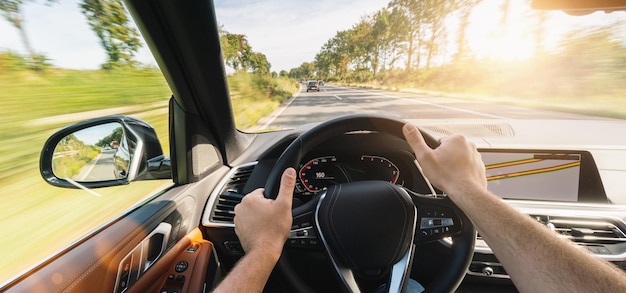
[40,115,171,189]
[531,0,626,15]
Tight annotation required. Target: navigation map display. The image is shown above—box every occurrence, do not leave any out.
[480,152,581,202]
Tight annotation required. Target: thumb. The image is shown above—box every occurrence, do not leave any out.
[276,168,296,208]
[403,124,432,159]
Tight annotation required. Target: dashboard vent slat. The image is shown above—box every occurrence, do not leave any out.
[549,218,626,244]
[210,164,256,224]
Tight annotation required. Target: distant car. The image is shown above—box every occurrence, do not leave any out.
[318,80,324,86]
[306,81,319,92]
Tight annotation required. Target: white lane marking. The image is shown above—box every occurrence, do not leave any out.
[350,88,506,119]
[259,86,302,129]
[77,152,103,181]
[333,95,342,100]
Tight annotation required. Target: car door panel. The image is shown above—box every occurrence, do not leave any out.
[4,198,176,293]
[128,228,214,293]
[3,166,229,293]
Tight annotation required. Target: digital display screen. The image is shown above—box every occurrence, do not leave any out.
[480,152,581,202]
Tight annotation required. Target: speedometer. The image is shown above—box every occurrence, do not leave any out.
[298,156,347,193]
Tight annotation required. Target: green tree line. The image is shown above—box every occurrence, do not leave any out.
[96,127,123,148]
[288,0,626,99]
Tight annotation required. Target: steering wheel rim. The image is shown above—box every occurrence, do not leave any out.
[264,114,475,293]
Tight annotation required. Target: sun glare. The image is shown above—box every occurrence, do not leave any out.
[466,0,538,61]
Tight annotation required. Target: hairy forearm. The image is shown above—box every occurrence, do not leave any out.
[449,185,626,293]
[212,249,280,293]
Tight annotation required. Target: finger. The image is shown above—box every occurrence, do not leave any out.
[402,124,432,158]
[276,168,296,208]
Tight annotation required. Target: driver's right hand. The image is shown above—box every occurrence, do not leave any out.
[402,123,488,199]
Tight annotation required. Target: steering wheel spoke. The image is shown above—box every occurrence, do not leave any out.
[406,189,468,244]
[286,197,323,250]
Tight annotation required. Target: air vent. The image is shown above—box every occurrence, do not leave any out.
[210,164,256,223]
[549,217,626,245]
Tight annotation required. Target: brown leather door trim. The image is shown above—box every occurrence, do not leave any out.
[128,228,213,293]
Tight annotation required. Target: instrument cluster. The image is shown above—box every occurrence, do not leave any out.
[294,153,414,197]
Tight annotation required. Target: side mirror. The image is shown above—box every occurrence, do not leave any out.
[40,115,171,189]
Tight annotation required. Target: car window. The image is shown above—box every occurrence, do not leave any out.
[0,0,171,283]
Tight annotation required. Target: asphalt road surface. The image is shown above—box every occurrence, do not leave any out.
[258,85,607,130]
[75,149,117,181]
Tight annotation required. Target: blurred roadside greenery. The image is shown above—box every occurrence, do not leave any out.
[0,51,297,283]
[230,71,299,129]
[52,138,101,179]
[0,55,172,283]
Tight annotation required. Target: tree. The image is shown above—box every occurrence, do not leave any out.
[453,0,482,62]
[279,70,288,77]
[220,32,252,71]
[532,8,548,56]
[289,62,315,79]
[246,51,271,75]
[422,0,455,69]
[314,29,355,80]
[80,0,141,69]
[1,0,34,61]
[0,0,54,69]
[388,0,428,72]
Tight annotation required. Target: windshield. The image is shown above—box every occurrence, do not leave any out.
[214,0,626,131]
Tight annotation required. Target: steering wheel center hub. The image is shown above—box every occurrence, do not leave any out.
[315,181,417,275]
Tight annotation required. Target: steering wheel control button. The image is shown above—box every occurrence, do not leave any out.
[417,207,462,240]
[420,217,454,229]
[287,226,321,249]
[174,261,188,273]
[289,226,315,238]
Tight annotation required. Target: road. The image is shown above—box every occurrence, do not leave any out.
[258,85,606,130]
[75,149,117,181]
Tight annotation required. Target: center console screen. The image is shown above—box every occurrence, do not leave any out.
[480,151,582,202]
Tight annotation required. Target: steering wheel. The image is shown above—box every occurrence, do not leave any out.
[264,114,475,293]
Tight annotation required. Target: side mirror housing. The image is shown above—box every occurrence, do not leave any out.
[40,115,171,189]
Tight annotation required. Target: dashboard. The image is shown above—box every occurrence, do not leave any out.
[289,140,608,204]
[202,129,626,291]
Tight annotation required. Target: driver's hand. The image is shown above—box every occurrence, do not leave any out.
[234,168,296,261]
[402,123,487,199]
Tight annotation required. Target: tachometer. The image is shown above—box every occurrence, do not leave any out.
[360,155,400,184]
[298,156,347,193]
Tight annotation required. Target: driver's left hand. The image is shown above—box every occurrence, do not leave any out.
[234,168,296,261]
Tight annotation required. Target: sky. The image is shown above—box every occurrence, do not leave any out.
[1,0,623,72]
[0,0,389,71]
